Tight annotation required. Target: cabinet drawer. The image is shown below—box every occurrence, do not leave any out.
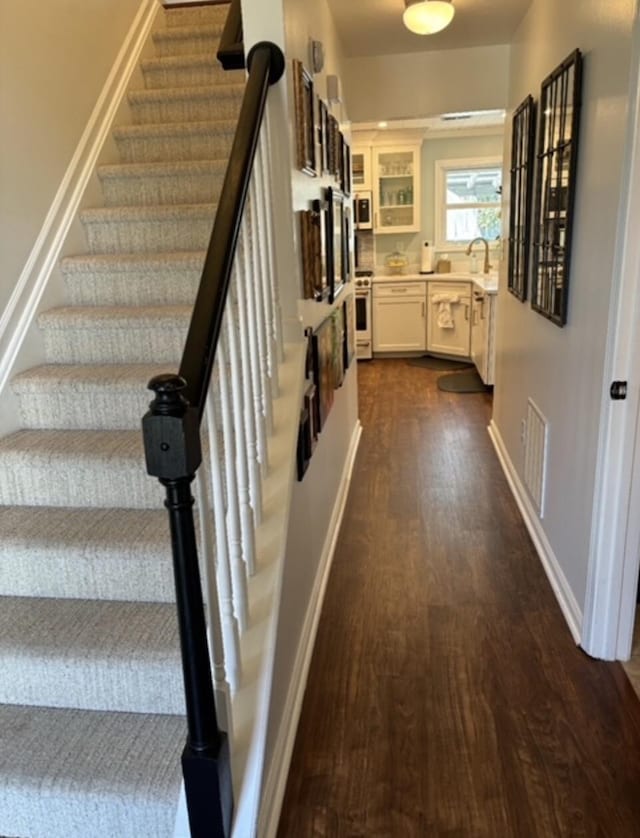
[428,281,471,298]
[374,281,425,299]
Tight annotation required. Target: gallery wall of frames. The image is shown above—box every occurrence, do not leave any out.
[292,58,356,479]
[507,49,582,327]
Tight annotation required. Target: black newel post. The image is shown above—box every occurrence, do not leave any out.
[142,374,233,838]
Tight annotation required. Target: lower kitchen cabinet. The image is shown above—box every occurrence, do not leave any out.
[427,281,471,358]
[471,289,496,384]
[373,281,426,352]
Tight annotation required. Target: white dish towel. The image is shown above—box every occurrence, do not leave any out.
[431,293,460,329]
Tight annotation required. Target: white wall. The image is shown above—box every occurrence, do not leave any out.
[492,0,636,626]
[343,45,510,123]
[0,0,143,317]
[247,0,361,828]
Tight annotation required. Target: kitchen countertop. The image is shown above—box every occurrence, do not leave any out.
[372,272,498,295]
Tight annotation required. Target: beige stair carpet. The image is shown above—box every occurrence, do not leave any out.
[0,3,243,836]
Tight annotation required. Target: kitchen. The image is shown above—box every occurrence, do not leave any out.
[352,112,504,387]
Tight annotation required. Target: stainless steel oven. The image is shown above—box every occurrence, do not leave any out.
[355,274,372,360]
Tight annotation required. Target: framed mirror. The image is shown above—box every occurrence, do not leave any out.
[531,50,583,326]
[508,95,536,301]
[325,187,345,303]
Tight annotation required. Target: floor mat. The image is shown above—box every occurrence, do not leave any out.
[437,369,490,393]
[407,355,473,371]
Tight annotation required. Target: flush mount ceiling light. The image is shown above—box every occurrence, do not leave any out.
[403,0,455,35]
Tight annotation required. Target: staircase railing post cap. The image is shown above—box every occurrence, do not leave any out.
[143,374,202,479]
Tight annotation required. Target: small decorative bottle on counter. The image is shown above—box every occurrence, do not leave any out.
[436,253,451,273]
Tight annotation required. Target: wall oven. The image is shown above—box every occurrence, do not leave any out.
[355,274,372,360]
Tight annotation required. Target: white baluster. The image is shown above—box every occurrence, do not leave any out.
[239,202,269,477]
[223,301,257,576]
[204,391,242,691]
[246,190,274,442]
[237,222,264,518]
[194,469,233,727]
[214,352,250,632]
[253,139,280,399]
[258,121,285,364]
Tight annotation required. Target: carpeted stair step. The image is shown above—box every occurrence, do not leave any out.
[152,23,224,57]
[128,83,243,124]
[38,305,191,364]
[113,119,236,164]
[141,53,244,89]
[12,363,173,430]
[60,251,205,306]
[97,159,226,206]
[0,428,163,509]
[164,3,229,28]
[0,596,183,714]
[80,203,215,253]
[0,703,183,838]
[0,506,173,602]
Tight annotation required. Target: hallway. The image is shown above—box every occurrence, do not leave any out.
[277,359,640,836]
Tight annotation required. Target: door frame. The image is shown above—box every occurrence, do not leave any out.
[582,12,640,660]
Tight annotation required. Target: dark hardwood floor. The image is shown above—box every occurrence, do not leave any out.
[277,358,640,837]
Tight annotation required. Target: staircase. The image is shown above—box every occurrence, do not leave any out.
[0,4,283,835]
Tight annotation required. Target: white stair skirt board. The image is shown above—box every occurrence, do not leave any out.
[488,420,583,643]
[258,419,363,838]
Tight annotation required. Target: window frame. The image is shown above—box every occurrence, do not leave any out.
[434,156,503,251]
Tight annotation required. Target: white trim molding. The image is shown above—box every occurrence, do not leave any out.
[0,0,159,396]
[488,420,583,644]
[257,419,363,838]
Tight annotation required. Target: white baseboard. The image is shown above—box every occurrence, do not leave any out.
[258,419,363,838]
[0,0,159,395]
[488,420,583,644]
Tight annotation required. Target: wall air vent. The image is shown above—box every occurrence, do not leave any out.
[524,398,548,517]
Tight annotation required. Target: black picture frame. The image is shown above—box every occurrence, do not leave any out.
[299,199,329,301]
[325,187,346,303]
[293,59,317,176]
[507,95,536,302]
[531,49,583,326]
[318,99,330,175]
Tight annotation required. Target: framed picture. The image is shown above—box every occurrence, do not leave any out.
[331,309,345,390]
[299,199,328,300]
[325,187,345,303]
[343,294,356,370]
[293,59,316,176]
[507,95,536,302]
[342,140,352,196]
[531,49,583,326]
[318,99,330,175]
[327,114,340,178]
[312,316,335,431]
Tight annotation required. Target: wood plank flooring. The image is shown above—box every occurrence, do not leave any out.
[277,358,640,837]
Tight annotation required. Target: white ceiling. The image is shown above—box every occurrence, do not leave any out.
[326,0,532,57]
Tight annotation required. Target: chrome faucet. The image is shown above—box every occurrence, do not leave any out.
[466,237,492,274]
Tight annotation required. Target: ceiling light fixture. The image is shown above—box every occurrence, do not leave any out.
[403,0,455,35]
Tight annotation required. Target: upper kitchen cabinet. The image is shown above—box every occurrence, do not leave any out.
[373,146,421,234]
[352,146,372,193]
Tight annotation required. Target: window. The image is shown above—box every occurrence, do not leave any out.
[435,157,502,249]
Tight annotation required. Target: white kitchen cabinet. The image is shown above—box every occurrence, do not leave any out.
[373,146,421,234]
[471,289,496,384]
[352,146,372,192]
[427,281,471,358]
[373,281,426,353]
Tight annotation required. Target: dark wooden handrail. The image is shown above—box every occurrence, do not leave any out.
[178,40,284,420]
[217,0,244,70]
[142,25,285,837]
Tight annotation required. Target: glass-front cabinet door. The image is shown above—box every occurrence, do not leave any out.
[352,146,372,192]
[373,146,421,234]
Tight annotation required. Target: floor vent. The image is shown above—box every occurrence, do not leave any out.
[524,398,548,517]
